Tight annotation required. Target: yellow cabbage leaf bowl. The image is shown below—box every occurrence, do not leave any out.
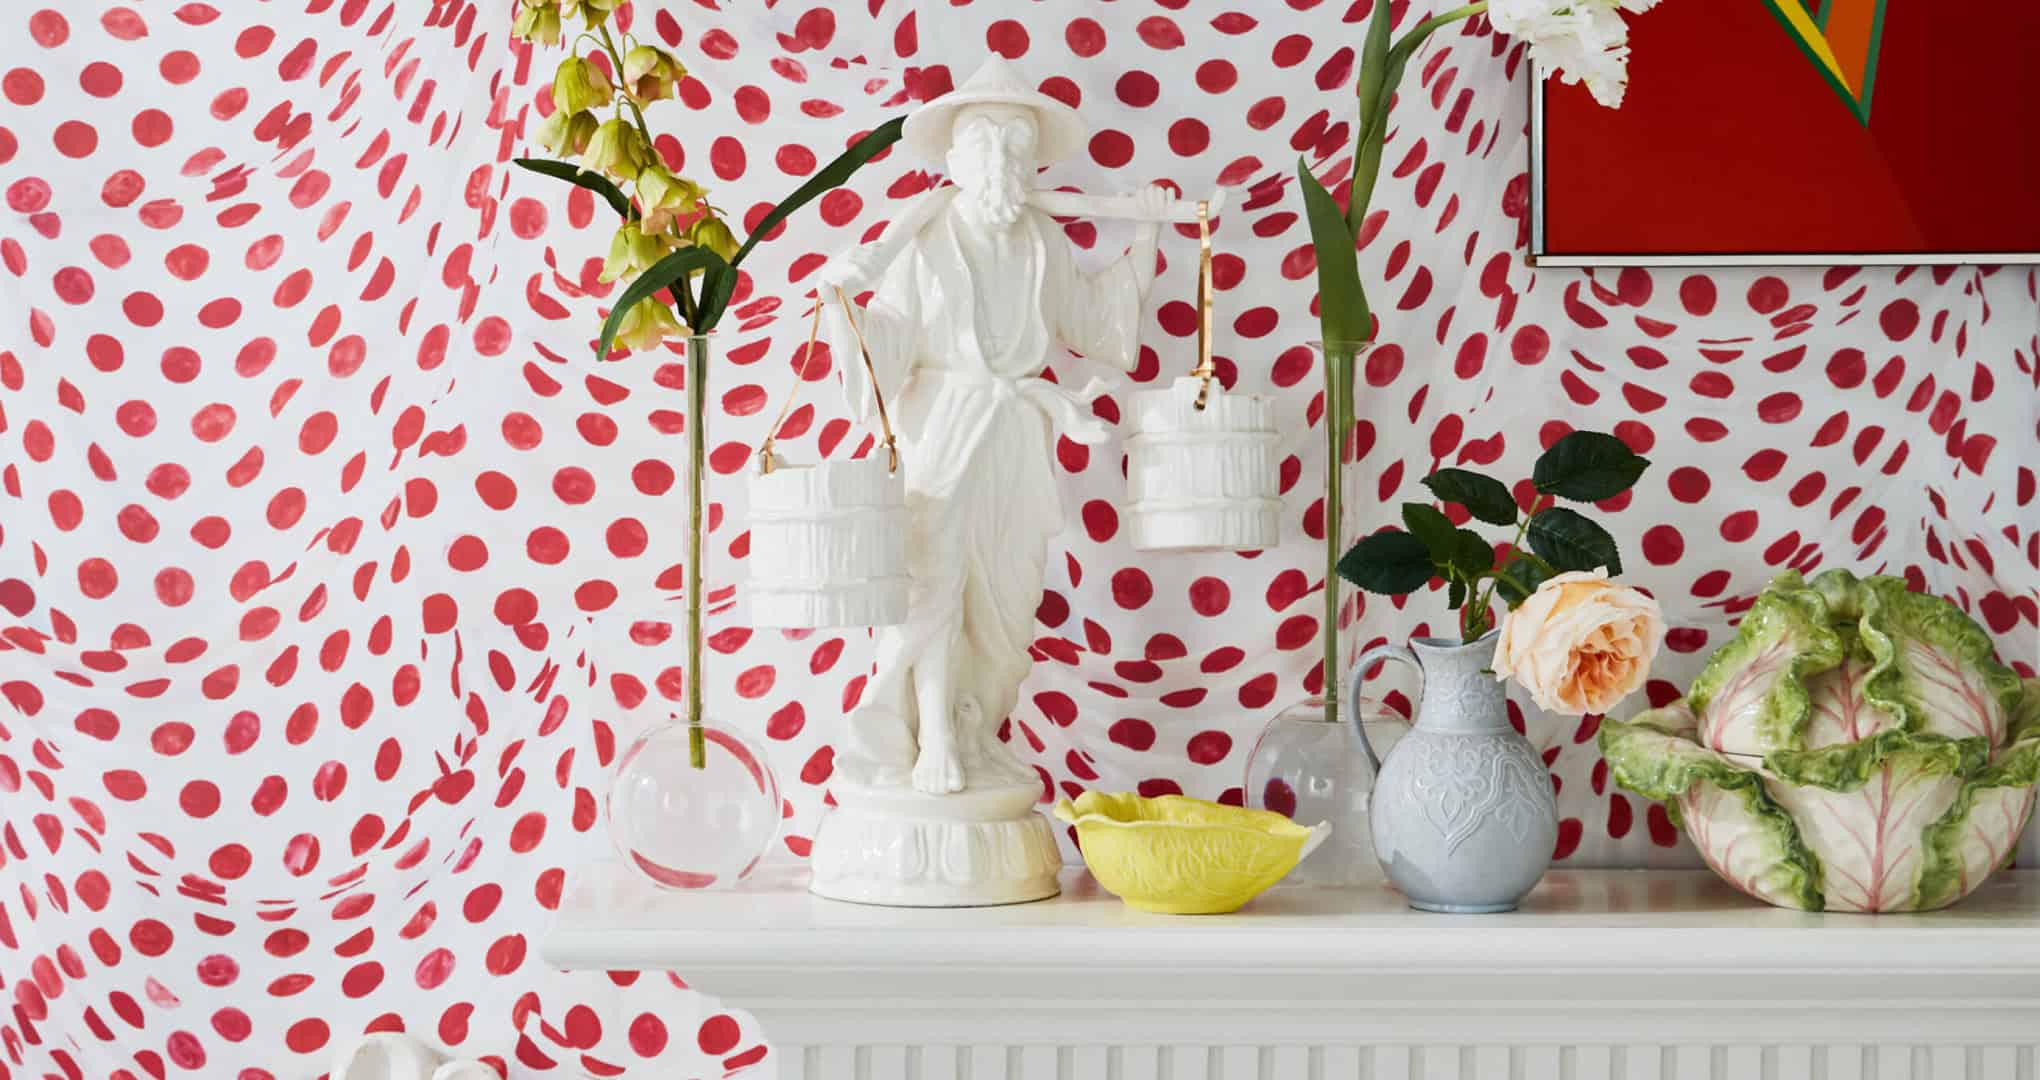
[1053,792,1329,914]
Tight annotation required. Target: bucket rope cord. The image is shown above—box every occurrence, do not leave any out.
[757,288,900,475]
[1123,197,1280,552]
[1191,199,1217,411]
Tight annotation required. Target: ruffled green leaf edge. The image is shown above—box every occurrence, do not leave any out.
[1599,704,1825,911]
[1684,570,1846,751]
[1605,681,2040,912]
[1683,569,2023,757]
[1918,680,2040,910]
[1848,572,2024,738]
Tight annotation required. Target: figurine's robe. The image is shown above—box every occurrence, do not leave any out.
[829,187,1145,788]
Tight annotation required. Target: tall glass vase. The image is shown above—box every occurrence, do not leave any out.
[1246,339,1380,885]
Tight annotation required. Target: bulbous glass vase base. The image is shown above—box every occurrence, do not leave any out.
[607,721,781,891]
[1246,697,1395,888]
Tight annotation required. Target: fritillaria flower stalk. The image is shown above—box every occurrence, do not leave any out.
[511,2,910,768]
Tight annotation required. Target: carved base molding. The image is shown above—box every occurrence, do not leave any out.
[777,1042,2038,1080]
[542,867,2040,1080]
[807,780,1062,907]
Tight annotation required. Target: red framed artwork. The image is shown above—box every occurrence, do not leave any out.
[1530,0,2040,265]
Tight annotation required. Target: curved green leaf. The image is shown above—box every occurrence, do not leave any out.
[597,246,726,358]
[1297,159,1368,349]
[1423,468,1518,526]
[1399,503,1457,560]
[694,262,740,332]
[1533,430,1651,502]
[1337,529,1433,594]
[1446,528,1496,582]
[1492,556,1554,607]
[514,157,637,221]
[1526,506,1621,575]
[1348,0,1394,230]
[728,116,905,270]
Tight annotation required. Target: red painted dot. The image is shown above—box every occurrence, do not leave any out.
[698,1014,742,1055]
[1187,730,1233,765]
[1110,568,1153,610]
[1108,718,1156,751]
[1065,18,1106,57]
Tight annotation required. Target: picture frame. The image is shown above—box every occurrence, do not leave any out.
[1527,0,2040,268]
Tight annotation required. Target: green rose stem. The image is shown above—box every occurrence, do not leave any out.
[1462,495,1550,641]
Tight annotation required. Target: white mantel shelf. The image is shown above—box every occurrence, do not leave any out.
[545,865,2040,1079]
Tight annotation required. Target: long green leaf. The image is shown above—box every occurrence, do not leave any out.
[597,246,727,358]
[1352,5,1477,222]
[1348,0,1395,231]
[727,116,905,270]
[1527,507,1623,576]
[1298,160,1364,345]
[514,157,637,221]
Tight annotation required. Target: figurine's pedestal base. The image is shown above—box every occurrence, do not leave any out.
[808,779,1061,907]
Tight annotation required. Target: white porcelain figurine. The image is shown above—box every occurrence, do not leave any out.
[804,58,1212,906]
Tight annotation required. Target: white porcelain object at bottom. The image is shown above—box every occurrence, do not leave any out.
[1124,376,1279,552]
[747,455,910,629]
[808,778,1062,907]
[328,1033,496,1080]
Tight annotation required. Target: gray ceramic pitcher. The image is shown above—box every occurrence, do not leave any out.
[1350,632,1557,913]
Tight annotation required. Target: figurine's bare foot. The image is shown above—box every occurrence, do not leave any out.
[912,742,966,794]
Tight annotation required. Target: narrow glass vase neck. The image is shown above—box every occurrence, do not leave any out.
[1309,339,1373,728]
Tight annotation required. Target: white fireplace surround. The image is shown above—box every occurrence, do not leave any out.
[543,865,2040,1080]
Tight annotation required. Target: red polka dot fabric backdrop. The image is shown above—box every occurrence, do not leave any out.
[2,1,2036,1076]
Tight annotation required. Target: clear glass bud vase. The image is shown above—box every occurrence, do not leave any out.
[1246,338,1387,887]
[603,335,782,891]
[1245,696,1391,887]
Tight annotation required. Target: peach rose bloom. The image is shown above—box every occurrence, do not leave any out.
[1492,569,1666,716]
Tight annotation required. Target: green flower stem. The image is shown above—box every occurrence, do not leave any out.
[671,279,697,327]
[685,334,708,768]
[1323,350,1345,728]
[596,25,652,136]
[595,23,701,329]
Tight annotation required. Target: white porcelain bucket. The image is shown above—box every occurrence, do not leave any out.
[1124,376,1280,552]
[747,455,910,628]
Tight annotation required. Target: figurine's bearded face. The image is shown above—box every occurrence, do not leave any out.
[947,107,1036,228]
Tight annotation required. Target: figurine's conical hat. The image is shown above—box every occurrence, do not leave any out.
[900,57,1086,165]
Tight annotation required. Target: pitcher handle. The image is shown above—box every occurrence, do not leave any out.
[1349,643,1420,773]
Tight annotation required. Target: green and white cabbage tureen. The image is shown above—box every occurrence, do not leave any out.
[1601,569,2038,912]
